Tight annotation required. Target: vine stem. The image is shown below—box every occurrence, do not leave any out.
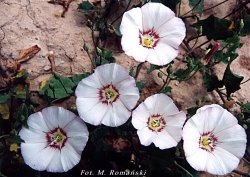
[0,134,10,139]
[174,161,194,177]
[134,62,144,80]
[110,0,132,25]
[180,0,202,17]
[203,0,230,12]
[233,170,250,177]
[85,48,95,73]
[159,74,171,93]
[215,89,226,103]
[241,77,250,85]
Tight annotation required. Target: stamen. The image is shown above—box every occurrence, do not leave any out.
[147,115,166,132]
[99,84,119,105]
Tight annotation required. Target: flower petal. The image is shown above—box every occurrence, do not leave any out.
[21,143,55,171]
[76,72,103,89]
[81,102,108,126]
[132,103,151,130]
[67,136,88,155]
[125,45,149,62]
[157,17,186,48]
[216,125,246,158]
[64,118,89,138]
[164,126,183,144]
[46,150,64,172]
[76,97,100,117]
[146,43,178,66]
[137,127,157,146]
[95,63,114,85]
[101,99,131,127]
[75,82,99,98]
[182,118,201,142]
[60,143,81,172]
[116,77,139,110]
[206,147,240,175]
[120,7,143,35]
[185,148,208,172]
[153,129,178,149]
[112,63,131,85]
[154,93,179,115]
[165,112,186,127]
[19,127,47,143]
[141,2,175,31]
[41,107,76,130]
[27,112,50,132]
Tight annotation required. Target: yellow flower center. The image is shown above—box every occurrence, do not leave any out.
[47,128,67,149]
[99,84,119,104]
[141,35,155,48]
[199,132,217,152]
[140,30,159,48]
[147,115,166,132]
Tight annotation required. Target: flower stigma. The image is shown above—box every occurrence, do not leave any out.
[147,115,166,132]
[46,128,67,149]
[199,132,218,152]
[99,84,119,104]
[140,30,159,48]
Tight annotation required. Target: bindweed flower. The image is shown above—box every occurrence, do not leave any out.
[120,2,186,66]
[183,104,247,175]
[132,94,186,149]
[76,63,139,127]
[19,106,89,172]
[201,42,220,65]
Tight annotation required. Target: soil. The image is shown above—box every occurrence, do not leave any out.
[0,0,249,176]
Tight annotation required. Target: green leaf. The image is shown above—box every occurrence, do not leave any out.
[193,15,234,40]
[203,72,223,92]
[222,62,244,97]
[8,135,24,144]
[14,69,28,80]
[78,1,93,11]
[160,86,172,94]
[14,103,33,128]
[187,106,199,117]
[136,81,146,92]
[13,84,27,100]
[96,48,115,65]
[240,14,250,36]
[189,0,204,14]
[214,35,241,63]
[40,75,74,101]
[147,64,162,74]
[0,94,10,104]
[241,102,250,120]
[40,73,90,101]
[113,24,122,37]
[0,103,9,120]
[71,73,90,85]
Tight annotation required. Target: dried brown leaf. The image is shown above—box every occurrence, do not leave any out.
[48,0,74,17]
[16,45,41,63]
[0,58,20,75]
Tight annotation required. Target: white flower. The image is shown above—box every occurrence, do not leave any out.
[75,63,139,127]
[132,94,186,149]
[183,104,247,175]
[120,2,186,66]
[19,106,89,172]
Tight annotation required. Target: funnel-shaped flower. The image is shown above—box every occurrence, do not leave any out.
[183,104,247,175]
[19,106,89,172]
[132,94,186,149]
[76,63,139,127]
[120,2,186,66]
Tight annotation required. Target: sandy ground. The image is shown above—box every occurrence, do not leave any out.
[0,0,249,176]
